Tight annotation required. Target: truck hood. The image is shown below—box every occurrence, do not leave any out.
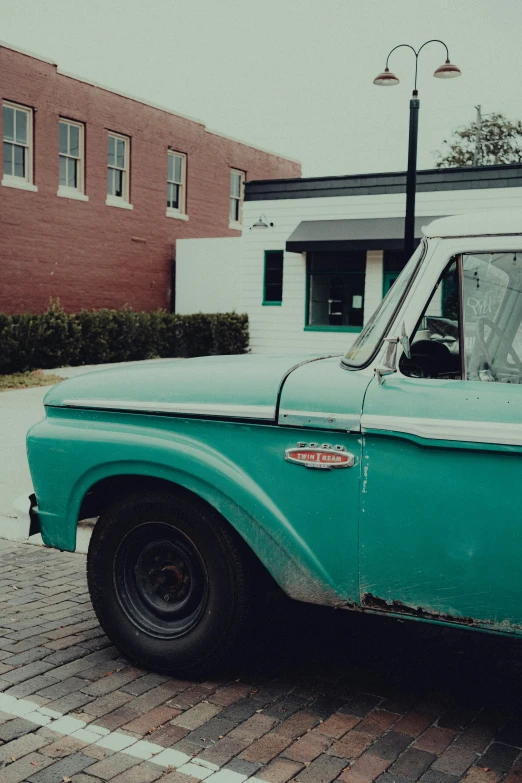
[44,354,337,421]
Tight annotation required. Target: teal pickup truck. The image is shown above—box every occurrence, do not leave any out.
[27,211,522,675]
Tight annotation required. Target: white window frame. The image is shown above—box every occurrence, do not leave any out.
[166,150,188,220]
[57,118,88,202]
[106,131,132,209]
[229,169,245,229]
[2,101,37,192]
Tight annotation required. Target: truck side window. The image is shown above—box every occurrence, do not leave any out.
[464,252,522,383]
[400,259,461,380]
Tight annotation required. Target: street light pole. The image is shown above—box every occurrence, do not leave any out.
[405,90,420,258]
[373,41,461,259]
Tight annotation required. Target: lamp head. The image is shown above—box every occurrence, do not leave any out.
[434,59,461,79]
[251,215,273,230]
[373,67,400,86]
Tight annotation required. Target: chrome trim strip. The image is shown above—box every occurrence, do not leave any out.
[59,399,275,420]
[279,409,360,432]
[362,414,522,447]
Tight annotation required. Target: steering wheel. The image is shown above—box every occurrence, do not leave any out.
[472,316,522,380]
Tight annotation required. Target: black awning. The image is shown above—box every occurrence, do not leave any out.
[285,216,442,253]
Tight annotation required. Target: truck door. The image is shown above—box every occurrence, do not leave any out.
[360,247,522,632]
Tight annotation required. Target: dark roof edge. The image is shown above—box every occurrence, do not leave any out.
[246,163,522,201]
[246,163,522,188]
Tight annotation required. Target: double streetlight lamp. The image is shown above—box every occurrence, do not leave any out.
[373,41,461,258]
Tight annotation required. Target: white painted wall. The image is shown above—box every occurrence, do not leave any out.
[175,237,241,314]
[363,250,383,325]
[176,186,522,353]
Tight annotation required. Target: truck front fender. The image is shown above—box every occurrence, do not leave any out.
[28,412,345,606]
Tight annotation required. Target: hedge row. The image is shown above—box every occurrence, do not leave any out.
[0,300,249,374]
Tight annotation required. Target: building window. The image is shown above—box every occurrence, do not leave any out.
[263,251,284,305]
[229,169,244,227]
[383,249,409,296]
[306,252,366,331]
[2,101,35,190]
[166,150,187,218]
[106,132,131,207]
[58,119,85,198]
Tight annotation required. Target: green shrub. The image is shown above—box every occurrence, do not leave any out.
[75,309,116,366]
[147,310,170,359]
[33,299,81,369]
[0,302,249,374]
[157,310,177,358]
[8,314,41,373]
[0,314,19,374]
[176,314,214,358]
[211,313,249,355]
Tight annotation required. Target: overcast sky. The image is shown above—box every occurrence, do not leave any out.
[1,0,520,177]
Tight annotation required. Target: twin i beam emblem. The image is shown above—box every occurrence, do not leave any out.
[285,442,355,470]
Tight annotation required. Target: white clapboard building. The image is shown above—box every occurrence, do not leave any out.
[176,164,522,353]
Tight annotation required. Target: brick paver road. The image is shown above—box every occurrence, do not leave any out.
[1,539,522,783]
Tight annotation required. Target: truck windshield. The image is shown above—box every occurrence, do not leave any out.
[342,241,426,368]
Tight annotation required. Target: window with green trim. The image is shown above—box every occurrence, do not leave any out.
[263,251,284,305]
[306,252,365,329]
[383,249,410,296]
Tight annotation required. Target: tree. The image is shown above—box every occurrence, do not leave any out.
[435,112,522,168]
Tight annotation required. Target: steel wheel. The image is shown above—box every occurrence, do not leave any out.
[87,489,253,675]
[114,522,208,639]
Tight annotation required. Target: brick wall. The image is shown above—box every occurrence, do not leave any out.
[0,45,300,314]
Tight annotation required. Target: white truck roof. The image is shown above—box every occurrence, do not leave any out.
[424,210,522,239]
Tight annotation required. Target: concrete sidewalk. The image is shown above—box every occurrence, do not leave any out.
[0,385,48,536]
[0,359,175,548]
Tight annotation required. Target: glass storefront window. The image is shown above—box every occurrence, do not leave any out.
[306,252,365,329]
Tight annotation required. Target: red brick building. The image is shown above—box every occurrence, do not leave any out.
[0,43,300,314]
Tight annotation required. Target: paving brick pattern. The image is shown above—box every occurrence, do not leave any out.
[2,540,522,782]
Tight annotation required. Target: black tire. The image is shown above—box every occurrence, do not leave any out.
[86,489,252,676]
